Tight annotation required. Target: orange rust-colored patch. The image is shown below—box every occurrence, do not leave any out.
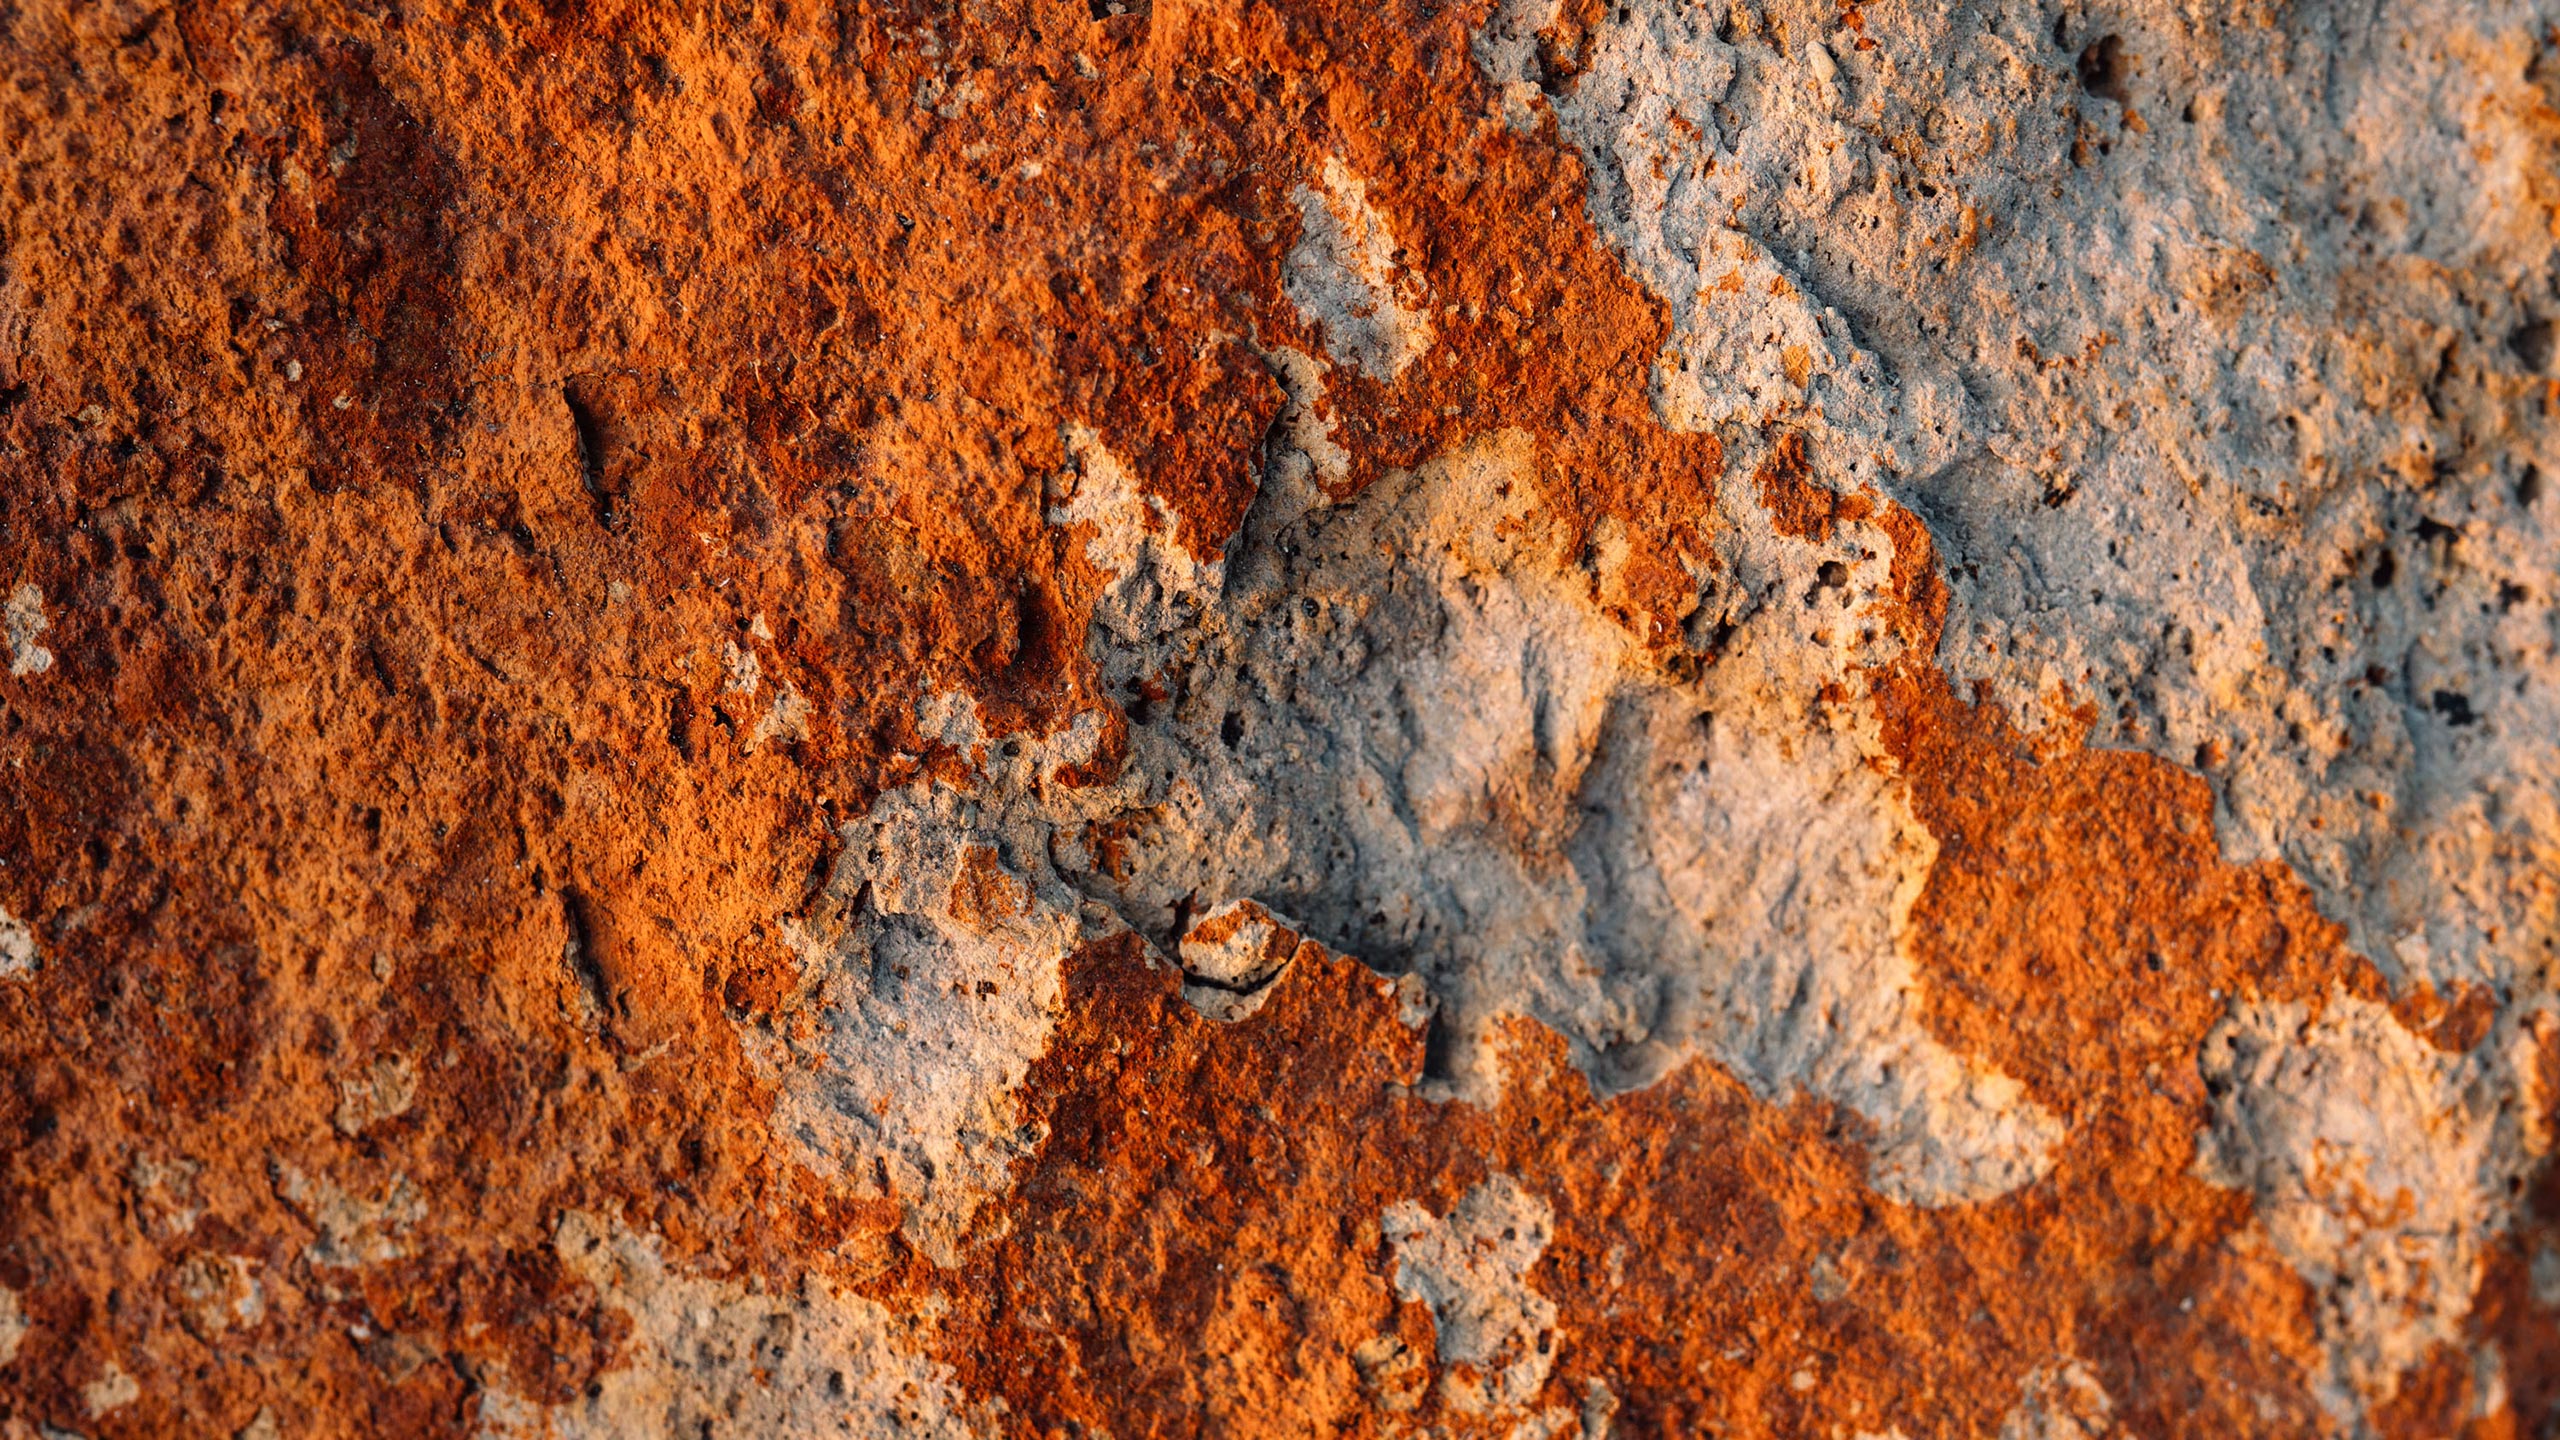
[1754,429,1879,544]
[948,844,1035,934]
[2370,1342,2510,1440]
[2391,978,2504,1055]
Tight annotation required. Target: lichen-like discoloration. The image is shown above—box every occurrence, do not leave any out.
[333,1054,421,1137]
[82,1361,139,1420]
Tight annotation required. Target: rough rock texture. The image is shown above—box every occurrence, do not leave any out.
[2,0,2557,1435]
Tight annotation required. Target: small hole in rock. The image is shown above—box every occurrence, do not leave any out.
[2077,35,2130,102]
[1420,1006,1459,1081]
[2510,317,2555,373]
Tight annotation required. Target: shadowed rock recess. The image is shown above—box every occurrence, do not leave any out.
[5,0,2560,1432]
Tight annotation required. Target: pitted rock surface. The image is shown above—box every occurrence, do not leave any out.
[3,0,2558,1436]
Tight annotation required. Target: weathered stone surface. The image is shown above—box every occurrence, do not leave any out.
[1,0,2556,1435]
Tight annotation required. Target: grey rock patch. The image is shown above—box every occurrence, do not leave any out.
[1049,421,1225,651]
[0,1284,25,1366]
[763,407,2061,1269]
[1382,1173,1562,1417]
[270,1162,424,1270]
[747,681,813,752]
[720,638,761,696]
[5,584,52,677]
[0,906,36,980]
[1471,0,1564,132]
[755,696,1114,1267]
[2196,991,2553,1421]
[332,1054,419,1137]
[171,1252,265,1337]
[474,1212,996,1439]
[1502,0,2560,1414]
[1996,1358,2114,1440]
[1284,157,1436,381]
[1056,428,2060,1204]
[82,1363,138,1420]
[1518,0,2560,1002]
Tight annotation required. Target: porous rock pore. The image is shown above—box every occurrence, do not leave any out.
[3,0,2559,1433]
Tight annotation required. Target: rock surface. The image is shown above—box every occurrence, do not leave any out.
[1,0,2557,1434]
